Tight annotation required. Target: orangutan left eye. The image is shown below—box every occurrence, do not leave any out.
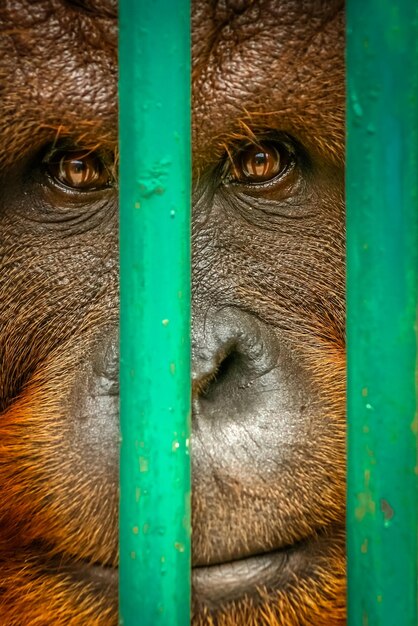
[228,141,294,185]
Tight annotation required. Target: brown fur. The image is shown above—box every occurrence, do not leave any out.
[0,1,346,624]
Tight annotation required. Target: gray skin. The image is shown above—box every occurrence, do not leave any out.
[0,1,346,625]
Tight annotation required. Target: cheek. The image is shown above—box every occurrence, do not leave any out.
[0,227,119,561]
[0,335,119,562]
[68,329,119,493]
[214,217,345,326]
[189,186,346,593]
[0,231,118,390]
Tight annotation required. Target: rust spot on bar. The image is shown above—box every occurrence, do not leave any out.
[139,457,149,472]
[411,411,418,434]
[380,498,394,526]
[355,490,376,521]
[174,542,185,552]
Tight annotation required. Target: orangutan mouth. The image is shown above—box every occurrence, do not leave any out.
[192,546,299,606]
[191,524,342,607]
[38,522,342,610]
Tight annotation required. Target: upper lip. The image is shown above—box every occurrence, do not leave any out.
[27,540,117,576]
[32,523,340,580]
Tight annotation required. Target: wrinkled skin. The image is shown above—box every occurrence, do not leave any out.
[0,1,346,624]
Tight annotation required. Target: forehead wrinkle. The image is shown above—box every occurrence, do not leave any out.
[0,69,117,166]
[192,1,344,173]
[62,0,117,19]
[0,120,117,169]
[0,1,117,167]
[192,0,344,74]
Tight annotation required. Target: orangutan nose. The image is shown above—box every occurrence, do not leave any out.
[191,307,281,415]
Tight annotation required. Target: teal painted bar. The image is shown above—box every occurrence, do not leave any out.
[119,2,191,625]
[346,2,418,625]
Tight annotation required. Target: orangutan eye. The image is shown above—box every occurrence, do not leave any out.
[228,142,294,184]
[44,149,113,191]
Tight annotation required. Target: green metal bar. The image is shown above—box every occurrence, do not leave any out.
[119,2,191,624]
[346,2,418,625]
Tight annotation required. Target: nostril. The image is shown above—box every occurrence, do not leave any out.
[191,307,281,409]
[192,338,236,398]
[197,350,239,401]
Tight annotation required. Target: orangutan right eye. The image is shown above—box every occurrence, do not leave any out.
[227,141,295,185]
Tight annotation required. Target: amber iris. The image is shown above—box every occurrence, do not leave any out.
[232,143,290,183]
[46,150,110,191]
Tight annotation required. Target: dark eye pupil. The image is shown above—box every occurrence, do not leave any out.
[254,152,267,165]
[72,160,85,173]
[243,150,273,178]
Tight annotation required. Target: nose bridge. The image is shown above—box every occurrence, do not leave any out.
[190,178,223,311]
[191,307,235,382]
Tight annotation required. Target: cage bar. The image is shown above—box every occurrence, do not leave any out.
[119,1,191,624]
[346,2,418,624]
